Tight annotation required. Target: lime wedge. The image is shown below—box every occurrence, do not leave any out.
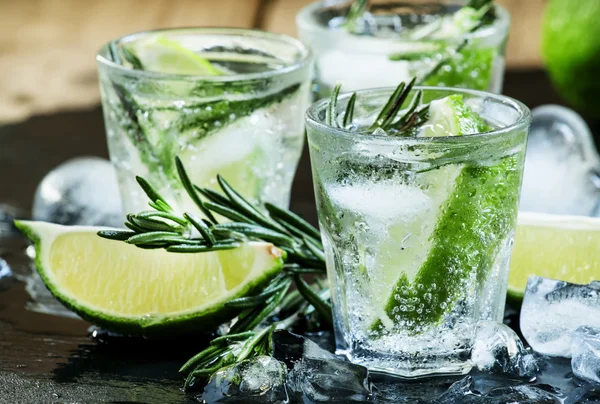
[15,220,284,335]
[508,212,600,303]
[373,95,522,332]
[132,35,223,75]
[419,94,488,137]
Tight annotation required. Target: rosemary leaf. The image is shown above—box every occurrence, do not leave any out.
[326,83,342,127]
[126,231,184,245]
[135,176,171,209]
[283,264,326,275]
[210,228,247,242]
[225,280,290,309]
[185,212,216,245]
[121,46,144,70]
[129,215,183,233]
[370,77,416,131]
[97,230,136,241]
[303,236,327,262]
[236,325,276,362]
[194,186,236,209]
[179,345,223,374]
[229,281,290,334]
[212,223,296,247]
[264,202,321,241]
[210,331,256,347]
[166,242,240,253]
[216,175,286,233]
[342,92,357,128]
[294,274,333,326]
[124,221,147,233]
[204,201,253,224]
[136,210,188,227]
[175,157,218,224]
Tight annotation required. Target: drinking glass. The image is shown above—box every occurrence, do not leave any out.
[305,86,531,377]
[97,28,313,214]
[297,1,510,97]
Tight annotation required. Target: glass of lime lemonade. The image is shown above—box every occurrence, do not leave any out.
[305,86,530,377]
[297,1,509,97]
[97,28,312,214]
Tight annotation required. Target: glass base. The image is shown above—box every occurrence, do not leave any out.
[339,348,472,379]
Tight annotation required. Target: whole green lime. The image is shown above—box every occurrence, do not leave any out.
[542,0,600,117]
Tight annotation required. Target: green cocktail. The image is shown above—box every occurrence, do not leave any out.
[97,28,312,214]
[305,84,530,376]
[297,0,509,96]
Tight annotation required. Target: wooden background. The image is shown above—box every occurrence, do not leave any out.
[0,0,547,124]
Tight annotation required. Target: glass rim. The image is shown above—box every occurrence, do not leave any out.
[296,1,510,41]
[305,86,532,144]
[96,27,313,82]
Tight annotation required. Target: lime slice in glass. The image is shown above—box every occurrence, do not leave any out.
[131,35,223,75]
[374,95,521,333]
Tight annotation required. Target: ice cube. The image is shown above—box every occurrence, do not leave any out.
[434,376,559,404]
[520,276,600,357]
[519,105,600,216]
[0,204,27,237]
[471,321,538,378]
[0,258,12,291]
[571,326,600,385]
[199,356,287,403]
[371,374,464,403]
[32,157,123,227]
[282,331,371,403]
[328,183,431,224]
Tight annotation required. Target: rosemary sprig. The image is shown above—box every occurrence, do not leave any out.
[328,78,430,136]
[97,157,331,389]
[99,157,326,264]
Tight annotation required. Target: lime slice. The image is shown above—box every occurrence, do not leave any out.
[131,35,223,75]
[14,220,284,335]
[373,95,522,332]
[419,94,488,137]
[508,212,600,303]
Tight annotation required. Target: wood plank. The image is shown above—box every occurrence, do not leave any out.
[497,0,547,69]
[0,0,261,124]
[261,0,547,69]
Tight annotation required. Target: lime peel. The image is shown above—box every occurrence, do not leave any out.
[134,35,224,76]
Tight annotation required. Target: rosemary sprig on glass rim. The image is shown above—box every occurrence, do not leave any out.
[97,157,331,390]
[328,77,430,136]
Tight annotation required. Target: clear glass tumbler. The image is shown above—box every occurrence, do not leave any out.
[97,28,312,214]
[305,87,530,377]
[297,1,510,97]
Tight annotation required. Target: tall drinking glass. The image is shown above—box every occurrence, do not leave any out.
[297,1,510,97]
[97,28,312,214]
[305,87,530,377]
